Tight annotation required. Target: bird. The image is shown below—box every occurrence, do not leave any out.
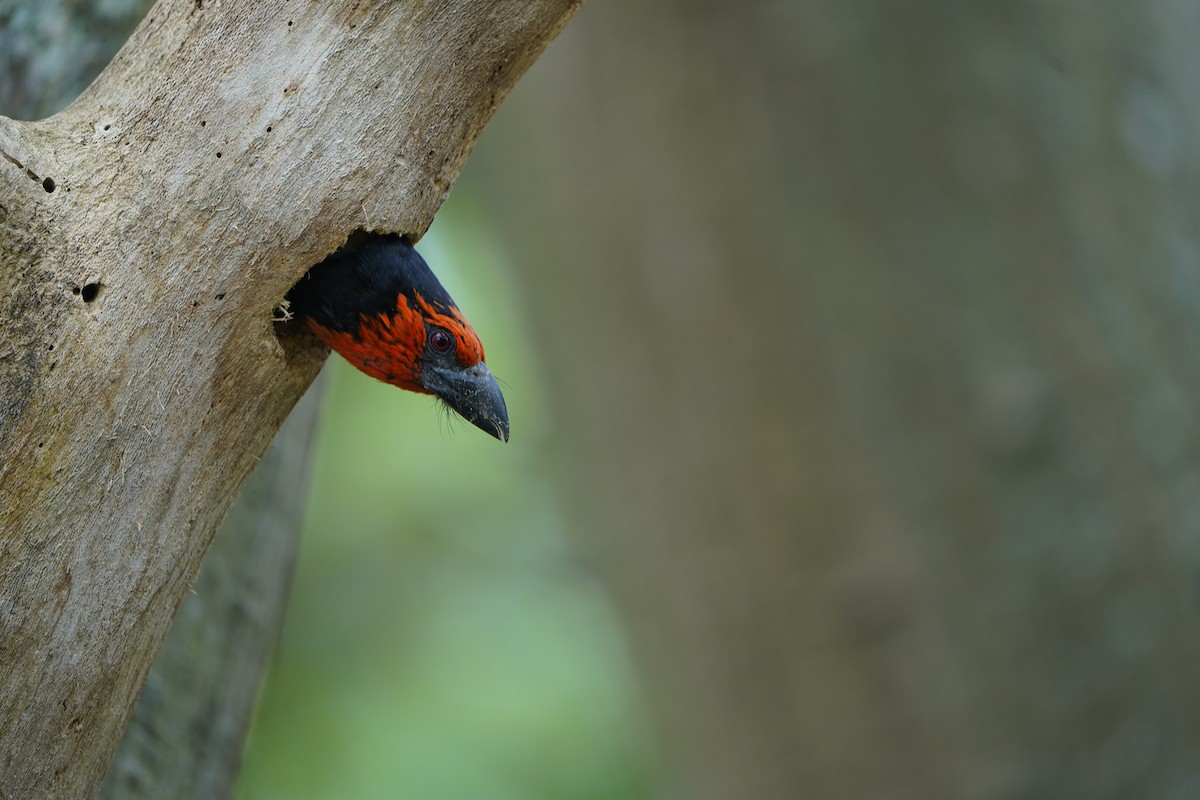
[286,231,509,442]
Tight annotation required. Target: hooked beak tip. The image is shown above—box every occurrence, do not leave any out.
[469,398,510,443]
[488,417,511,443]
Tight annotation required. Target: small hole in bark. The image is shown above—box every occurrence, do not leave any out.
[81,283,101,303]
[71,286,81,295]
[37,442,44,448]
[195,0,203,7]
[200,120,206,127]
[215,293,225,301]
[287,20,293,26]
[215,152,222,159]
[103,123,111,131]
[47,344,54,351]
[42,177,55,193]
[266,126,273,132]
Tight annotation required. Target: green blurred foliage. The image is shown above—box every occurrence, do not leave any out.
[235,195,654,800]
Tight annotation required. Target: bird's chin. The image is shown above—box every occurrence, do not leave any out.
[424,362,510,442]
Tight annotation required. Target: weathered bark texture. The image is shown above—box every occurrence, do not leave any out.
[3,3,320,796]
[97,380,320,800]
[0,1,581,797]
[476,2,1200,798]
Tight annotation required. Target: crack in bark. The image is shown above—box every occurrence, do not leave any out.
[0,148,40,183]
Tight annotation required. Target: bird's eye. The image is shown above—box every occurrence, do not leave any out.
[429,328,455,354]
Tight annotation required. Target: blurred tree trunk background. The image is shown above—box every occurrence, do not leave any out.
[0,0,152,121]
[473,2,1200,798]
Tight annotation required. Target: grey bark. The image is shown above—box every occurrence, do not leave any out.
[97,381,320,800]
[0,1,582,797]
[476,2,1200,798]
[4,5,319,798]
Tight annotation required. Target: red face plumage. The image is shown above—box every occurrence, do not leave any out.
[305,292,485,395]
[411,294,485,369]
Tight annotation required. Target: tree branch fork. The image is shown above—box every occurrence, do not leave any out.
[0,0,581,796]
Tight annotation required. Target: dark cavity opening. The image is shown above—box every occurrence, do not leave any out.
[42,177,55,193]
[81,283,101,303]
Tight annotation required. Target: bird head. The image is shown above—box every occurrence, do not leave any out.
[302,261,510,442]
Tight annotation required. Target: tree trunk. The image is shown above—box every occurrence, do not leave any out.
[474,2,1200,798]
[0,1,581,797]
[97,380,320,800]
[3,3,320,796]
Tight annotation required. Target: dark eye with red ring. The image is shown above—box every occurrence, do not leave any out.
[428,327,455,354]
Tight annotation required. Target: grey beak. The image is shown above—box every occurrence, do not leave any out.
[427,361,510,442]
